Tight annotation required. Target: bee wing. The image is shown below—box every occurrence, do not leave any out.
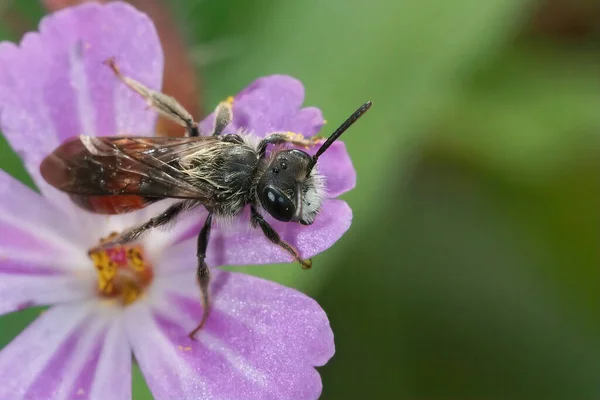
[40,135,220,200]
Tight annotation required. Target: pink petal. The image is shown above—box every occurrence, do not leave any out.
[156,199,352,273]
[0,273,95,317]
[0,170,83,251]
[199,75,324,138]
[0,302,131,400]
[0,2,163,208]
[129,270,333,400]
[0,171,95,315]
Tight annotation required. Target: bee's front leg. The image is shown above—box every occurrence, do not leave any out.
[250,206,312,269]
[257,132,324,157]
[188,213,214,340]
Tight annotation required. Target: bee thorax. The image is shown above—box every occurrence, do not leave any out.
[179,134,261,217]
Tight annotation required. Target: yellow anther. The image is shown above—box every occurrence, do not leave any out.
[88,243,153,305]
[128,248,145,272]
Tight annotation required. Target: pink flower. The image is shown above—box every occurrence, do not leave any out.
[0,2,356,399]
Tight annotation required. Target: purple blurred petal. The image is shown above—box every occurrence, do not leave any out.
[199,75,324,138]
[0,302,131,400]
[156,199,352,273]
[310,141,356,197]
[0,171,96,315]
[0,2,163,207]
[129,270,333,400]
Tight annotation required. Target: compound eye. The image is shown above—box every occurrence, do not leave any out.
[289,149,310,161]
[262,186,295,222]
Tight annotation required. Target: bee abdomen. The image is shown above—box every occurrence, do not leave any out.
[69,194,154,214]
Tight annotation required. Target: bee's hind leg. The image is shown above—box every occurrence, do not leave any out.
[188,213,214,340]
[104,57,199,137]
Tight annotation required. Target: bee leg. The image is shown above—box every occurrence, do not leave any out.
[257,132,324,157]
[189,213,213,340]
[103,57,199,137]
[212,97,233,136]
[91,201,193,251]
[250,206,312,269]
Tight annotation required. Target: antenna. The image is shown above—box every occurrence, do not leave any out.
[307,101,372,174]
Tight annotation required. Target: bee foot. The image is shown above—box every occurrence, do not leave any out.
[301,258,313,269]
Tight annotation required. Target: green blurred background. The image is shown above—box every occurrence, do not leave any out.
[1,0,599,398]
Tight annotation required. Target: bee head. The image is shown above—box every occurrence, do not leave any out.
[257,149,325,225]
[258,100,372,225]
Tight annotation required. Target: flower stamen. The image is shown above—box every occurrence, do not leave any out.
[88,233,153,305]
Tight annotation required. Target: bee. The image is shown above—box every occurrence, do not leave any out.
[40,59,371,338]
